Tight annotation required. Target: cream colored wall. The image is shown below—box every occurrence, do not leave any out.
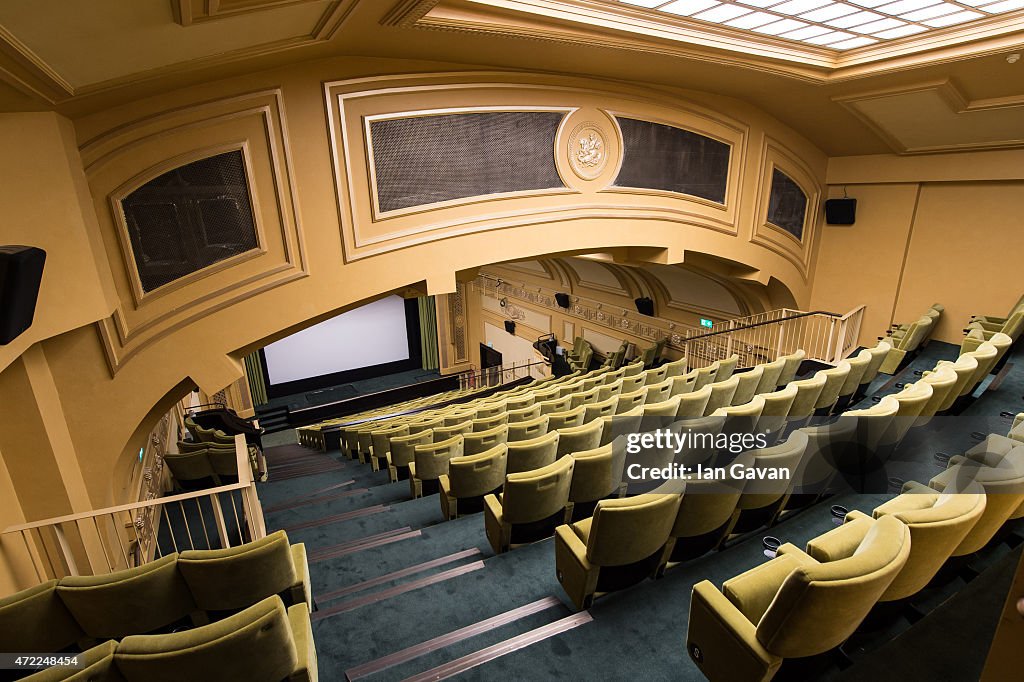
[0,57,829,592]
[0,113,116,374]
[812,150,1024,346]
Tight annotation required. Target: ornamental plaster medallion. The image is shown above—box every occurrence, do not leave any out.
[568,123,608,180]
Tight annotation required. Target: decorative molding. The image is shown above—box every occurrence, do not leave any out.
[566,121,608,181]
[173,0,332,26]
[381,0,441,27]
[84,90,309,372]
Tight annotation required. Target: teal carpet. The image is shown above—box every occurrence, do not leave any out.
[252,339,1024,681]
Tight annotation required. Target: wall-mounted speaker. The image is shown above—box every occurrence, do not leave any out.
[825,198,857,225]
[0,246,46,345]
[634,297,655,317]
[504,320,516,335]
[554,292,571,309]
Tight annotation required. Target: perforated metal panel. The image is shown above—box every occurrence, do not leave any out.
[613,117,730,204]
[767,169,808,240]
[370,112,566,213]
[121,150,258,293]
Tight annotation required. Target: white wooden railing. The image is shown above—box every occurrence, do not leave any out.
[684,306,866,371]
[1,434,266,586]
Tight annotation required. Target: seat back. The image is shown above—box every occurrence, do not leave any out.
[472,413,509,432]
[870,486,986,600]
[644,379,673,404]
[114,596,298,682]
[692,364,719,391]
[408,415,444,434]
[776,349,806,388]
[501,457,575,524]
[886,381,933,444]
[547,406,586,431]
[177,530,297,612]
[669,466,747,540]
[934,456,1024,555]
[555,419,604,459]
[702,376,739,416]
[619,373,647,394]
[506,404,542,423]
[622,358,645,377]
[538,395,573,415]
[642,396,682,419]
[787,373,827,420]
[570,386,601,409]
[918,365,957,421]
[644,365,669,386]
[938,353,980,410]
[837,351,871,400]
[670,369,699,397]
[583,395,619,423]
[597,378,624,402]
[676,384,713,419]
[57,554,195,640]
[475,401,507,419]
[713,397,765,435]
[965,341,1000,392]
[736,431,808,512]
[371,423,409,461]
[449,445,508,497]
[0,579,83,652]
[413,435,464,480]
[506,432,560,474]
[755,357,787,395]
[586,494,681,566]
[504,394,535,411]
[814,361,851,411]
[389,429,434,467]
[859,341,892,387]
[463,424,510,456]
[164,450,216,484]
[897,317,933,351]
[433,420,474,442]
[730,365,764,406]
[663,356,689,378]
[602,367,626,384]
[716,354,739,381]
[569,442,625,504]
[507,414,550,442]
[616,387,648,414]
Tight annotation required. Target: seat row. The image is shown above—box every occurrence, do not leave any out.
[0,531,310,656]
[17,594,313,682]
[687,431,1024,682]
[878,302,942,374]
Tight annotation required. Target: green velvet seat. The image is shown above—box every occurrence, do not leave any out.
[505,431,559,474]
[484,457,575,553]
[24,640,120,682]
[0,579,84,653]
[440,444,508,519]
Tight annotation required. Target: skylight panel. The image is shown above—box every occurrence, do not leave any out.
[982,0,1024,11]
[873,0,942,14]
[824,10,885,26]
[953,0,998,5]
[620,0,669,8]
[800,3,861,20]
[781,24,836,37]
[693,4,756,21]
[726,10,782,26]
[661,0,723,15]
[847,0,890,7]
[736,0,787,7]
[770,0,833,14]
[921,9,984,24]
[802,29,856,42]
[872,23,928,36]
[830,35,879,47]
[753,18,811,32]
[899,3,962,19]
[851,17,907,31]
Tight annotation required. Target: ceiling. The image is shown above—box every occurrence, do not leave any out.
[0,0,1021,157]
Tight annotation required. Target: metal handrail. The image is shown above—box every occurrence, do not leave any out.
[683,309,843,342]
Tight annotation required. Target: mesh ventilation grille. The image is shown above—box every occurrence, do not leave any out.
[370,112,566,213]
[121,150,258,293]
[767,169,808,240]
[613,117,730,204]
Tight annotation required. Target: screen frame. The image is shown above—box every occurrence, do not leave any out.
[259,297,422,400]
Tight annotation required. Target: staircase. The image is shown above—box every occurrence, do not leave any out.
[256,404,291,433]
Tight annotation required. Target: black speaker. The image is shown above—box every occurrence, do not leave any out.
[0,246,46,345]
[554,292,571,309]
[825,198,856,225]
[504,320,516,335]
[634,297,655,317]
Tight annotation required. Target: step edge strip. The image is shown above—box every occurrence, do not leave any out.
[319,548,482,603]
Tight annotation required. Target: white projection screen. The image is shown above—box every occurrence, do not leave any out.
[263,296,412,385]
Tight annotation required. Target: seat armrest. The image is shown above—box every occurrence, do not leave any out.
[804,514,874,563]
[554,524,594,610]
[289,543,313,611]
[287,603,318,682]
[723,551,815,624]
[873,493,938,519]
[687,580,782,682]
[900,480,936,495]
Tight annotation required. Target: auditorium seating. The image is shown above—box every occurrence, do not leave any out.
[965,308,1024,344]
[507,414,550,442]
[0,533,311,659]
[775,349,805,389]
[879,314,935,374]
[729,431,808,535]
[730,365,764,406]
[505,432,559,474]
[409,435,464,498]
[463,423,509,455]
[386,429,432,481]
[547,406,586,430]
[439,444,508,519]
[702,375,739,415]
[810,486,985,603]
[686,515,910,682]
[554,419,604,459]
[484,457,575,553]
[555,493,681,610]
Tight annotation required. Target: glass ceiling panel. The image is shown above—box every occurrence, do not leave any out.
[616,0,1024,50]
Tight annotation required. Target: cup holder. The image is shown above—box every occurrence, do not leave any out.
[887,477,905,494]
[934,452,951,468]
[969,432,986,441]
[830,505,849,525]
[762,536,781,559]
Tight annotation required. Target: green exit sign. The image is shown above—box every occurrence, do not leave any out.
[700,318,714,328]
